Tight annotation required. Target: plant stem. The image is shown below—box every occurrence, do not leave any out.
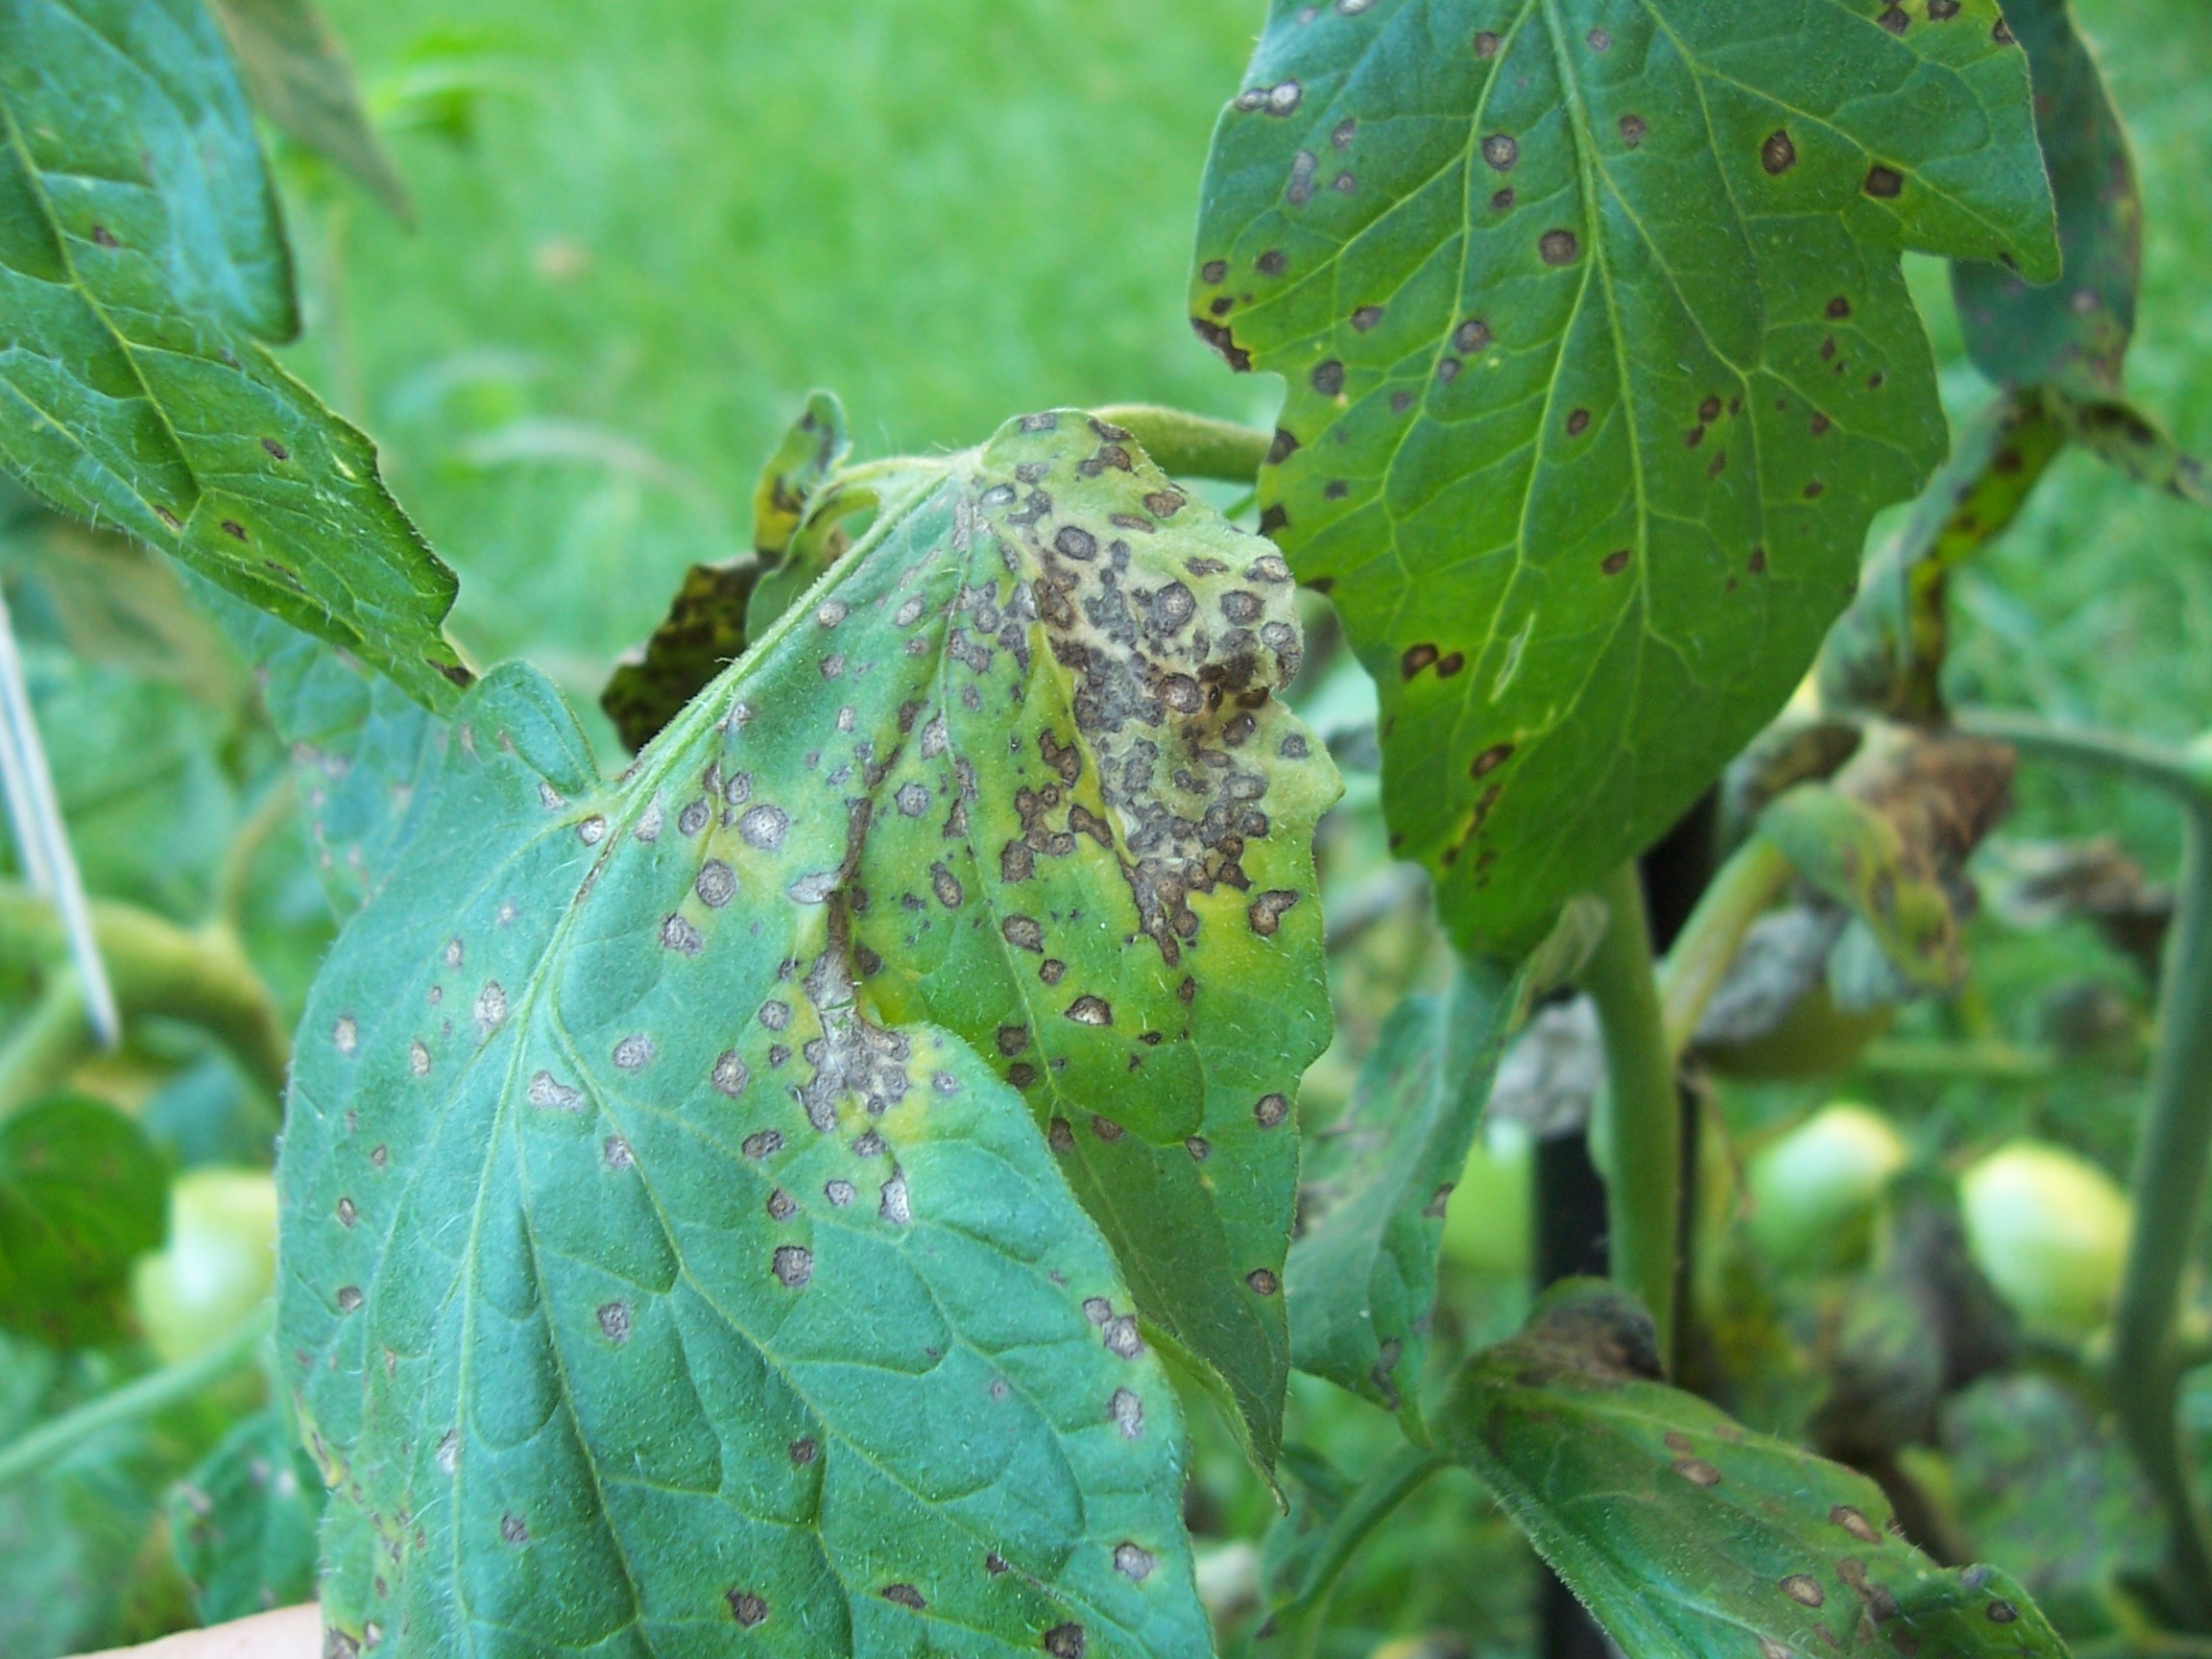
[1089,404,1270,484]
[2110,795,2212,1627]
[1653,834,1794,1058]
[0,1302,272,1490]
[1265,1442,1445,1657]
[0,883,290,1113]
[1580,861,1680,1368]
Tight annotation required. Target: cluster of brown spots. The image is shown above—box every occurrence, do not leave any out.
[1233,80,1304,116]
[793,944,912,1129]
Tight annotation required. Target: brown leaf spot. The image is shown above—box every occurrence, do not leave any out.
[1761,131,1797,175]
[1864,166,1903,199]
[1780,1575,1825,1607]
[1539,228,1579,265]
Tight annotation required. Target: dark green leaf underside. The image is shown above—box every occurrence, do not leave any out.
[0,0,466,709]
[1192,0,2056,949]
[1954,0,2137,396]
[282,412,1337,1656]
[1441,1283,2071,1659]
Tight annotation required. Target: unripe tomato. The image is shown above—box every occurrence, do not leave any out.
[1441,1120,1531,1278]
[1702,983,1893,1082]
[1960,1142,2130,1341]
[130,1167,277,1365]
[1744,1102,1908,1269]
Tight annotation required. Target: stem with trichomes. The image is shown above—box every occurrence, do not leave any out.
[1580,861,1681,1368]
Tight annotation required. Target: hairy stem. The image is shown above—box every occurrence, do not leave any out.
[2111,797,2212,1627]
[0,1302,272,1490]
[0,883,290,1112]
[1264,1442,1445,1658]
[1654,833,1794,1058]
[1090,404,1270,484]
[1580,862,1680,1367]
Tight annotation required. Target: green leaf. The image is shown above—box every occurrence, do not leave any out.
[1815,390,2062,722]
[1286,902,1598,1421]
[0,1094,167,1348]
[0,0,468,709]
[1191,0,2056,950]
[281,411,1336,1653]
[169,1402,326,1623]
[1438,1281,2073,1659]
[208,0,412,223]
[1953,0,2138,396]
[188,575,442,913]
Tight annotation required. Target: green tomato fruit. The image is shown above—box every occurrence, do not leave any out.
[130,1167,277,1365]
[1442,1120,1532,1279]
[1960,1141,2130,1342]
[1744,1102,1908,1270]
[1702,982,1894,1082]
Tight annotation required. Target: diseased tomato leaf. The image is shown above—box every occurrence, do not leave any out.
[1439,1282,2073,1659]
[0,0,468,709]
[1192,0,2056,949]
[1954,0,2138,396]
[282,412,1335,1655]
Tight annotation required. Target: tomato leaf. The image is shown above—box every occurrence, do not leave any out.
[1439,1281,2072,1659]
[0,1094,167,1348]
[169,1403,326,1624]
[600,557,763,754]
[1953,0,2137,397]
[2049,389,2212,509]
[281,411,1335,1653]
[1286,902,1598,1422]
[1815,390,2062,723]
[1191,0,2056,950]
[207,0,411,223]
[0,0,468,709]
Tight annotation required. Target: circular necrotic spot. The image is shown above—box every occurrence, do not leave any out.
[1246,1268,1280,1295]
[1091,1115,1124,1142]
[1436,652,1465,678]
[1045,1623,1088,1659]
[713,1050,751,1096]
[1248,890,1300,936]
[1567,408,1590,436]
[410,1041,431,1076]
[337,1196,357,1227]
[1539,228,1579,265]
[1601,548,1631,576]
[613,1034,655,1070]
[1780,1575,1824,1607]
[1672,1457,1721,1486]
[1009,1062,1039,1089]
[1470,742,1515,779]
[1155,582,1197,628]
[1201,258,1228,284]
[1491,186,1515,212]
[1620,113,1646,147]
[1114,1543,1155,1581]
[1761,130,1797,175]
[1831,1504,1882,1544]
[815,599,848,628]
[1056,526,1098,561]
[336,1286,364,1313]
[1454,318,1491,354]
[1219,589,1263,623]
[1864,165,1903,199]
[1257,248,1287,276]
[679,800,710,836]
[1040,958,1067,985]
[826,1178,855,1206]
[1161,673,1203,712]
[1402,642,1439,678]
[742,1129,782,1160]
[1474,29,1500,56]
[1002,915,1045,951]
[1186,1136,1212,1161]
[773,1245,812,1287]
[1587,25,1610,47]
[1067,995,1113,1026]
[1351,304,1383,331]
[1311,359,1346,396]
[1825,295,1852,320]
[1987,1602,2018,1624]
[661,915,703,954]
[1047,1117,1074,1152]
[500,1513,528,1545]
[737,805,789,850]
[727,1591,768,1627]
[577,816,607,845]
[767,1189,797,1222]
[1255,1093,1289,1127]
[696,860,736,907]
[597,1302,631,1343]
[333,1016,358,1054]
[789,1437,817,1464]
[1481,133,1518,171]
[997,1024,1030,1055]
[1436,358,1461,383]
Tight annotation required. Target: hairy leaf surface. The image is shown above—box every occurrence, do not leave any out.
[281,413,1334,1654]
[209,0,411,222]
[0,0,467,709]
[170,1403,326,1624]
[1954,0,2136,395]
[1440,1282,2071,1659]
[0,1094,166,1347]
[1192,0,2056,949]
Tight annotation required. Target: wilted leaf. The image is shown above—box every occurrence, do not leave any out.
[1287,902,1599,1421]
[600,558,763,754]
[1439,1281,2071,1659]
[1759,725,2014,995]
[191,577,442,914]
[0,1094,167,1348]
[2047,391,2211,509]
[1722,713,1865,839]
[282,412,1335,1654]
[209,0,412,222]
[1815,391,2063,722]
[1191,0,2056,950]
[1953,0,2138,396]
[169,1403,326,1623]
[0,0,468,709]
